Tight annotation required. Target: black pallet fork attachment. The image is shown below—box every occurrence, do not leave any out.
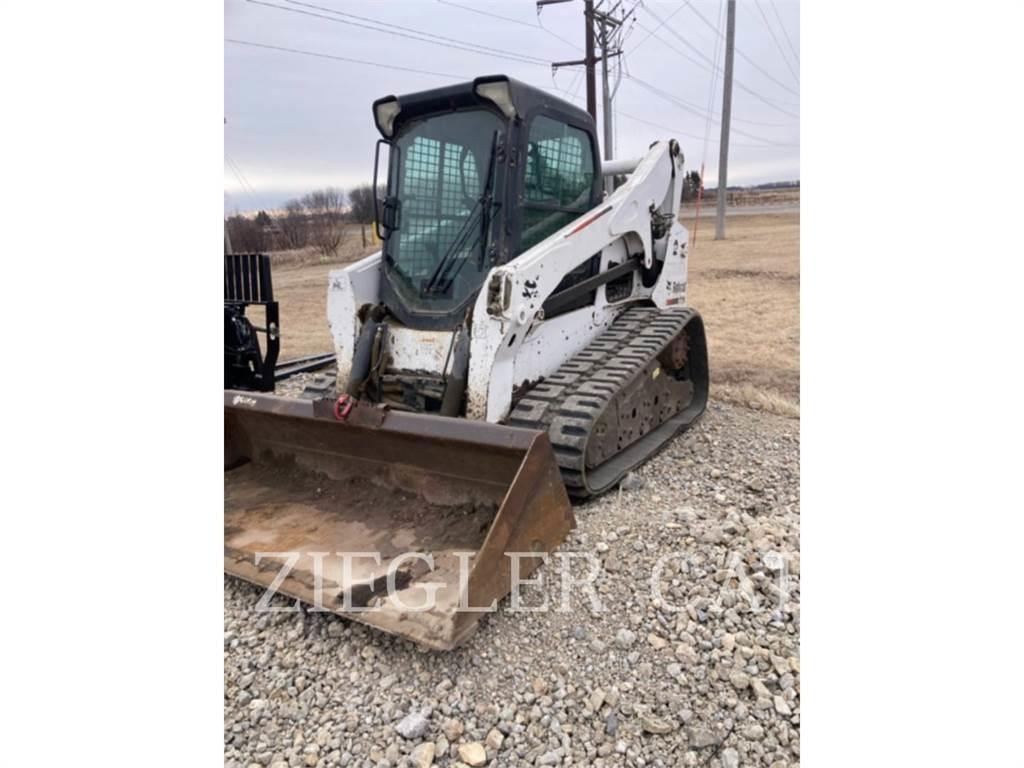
[225,253,280,392]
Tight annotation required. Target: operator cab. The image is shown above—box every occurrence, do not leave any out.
[372,75,603,330]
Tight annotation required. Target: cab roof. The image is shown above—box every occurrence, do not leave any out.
[372,75,594,138]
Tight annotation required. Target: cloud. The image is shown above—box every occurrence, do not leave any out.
[225,0,799,212]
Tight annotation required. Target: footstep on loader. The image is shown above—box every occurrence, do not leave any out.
[225,76,708,649]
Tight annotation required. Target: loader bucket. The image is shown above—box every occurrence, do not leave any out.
[224,392,574,650]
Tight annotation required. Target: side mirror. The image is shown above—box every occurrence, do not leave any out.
[373,139,399,240]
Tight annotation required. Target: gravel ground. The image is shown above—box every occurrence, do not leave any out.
[225,400,800,767]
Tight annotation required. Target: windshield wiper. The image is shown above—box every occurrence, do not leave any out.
[423,131,500,296]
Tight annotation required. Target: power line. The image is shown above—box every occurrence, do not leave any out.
[629,18,800,119]
[617,110,712,145]
[226,38,463,80]
[627,66,787,128]
[626,75,798,147]
[225,154,260,209]
[752,0,799,84]
[549,83,789,150]
[641,4,740,73]
[228,4,799,185]
[701,0,725,168]
[554,66,584,100]
[632,18,708,73]
[225,155,257,199]
[652,7,800,101]
[619,4,641,46]
[631,0,693,48]
[618,107,790,150]
[724,77,798,118]
[769,0,800,65]
[630,12,712,74]
[655,1,800,96]
[434,0,578,50]
[569,68,584,98]
[283,0,550,64]
[552,83,702,142]
[227,36,784,162]
[245,0,550,67]
[627,75,717,121]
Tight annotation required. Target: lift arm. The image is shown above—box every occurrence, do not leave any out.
[467,140,686,421]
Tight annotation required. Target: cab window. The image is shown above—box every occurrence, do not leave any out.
[386,109,502,313]
[521,115,596,252]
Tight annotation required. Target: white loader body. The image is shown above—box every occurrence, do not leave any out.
[327,140,688,424]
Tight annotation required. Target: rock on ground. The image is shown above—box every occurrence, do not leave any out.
[457,741,486,766]
[410,741,435,767]
[224,401,800,767]
[395,708,431,740]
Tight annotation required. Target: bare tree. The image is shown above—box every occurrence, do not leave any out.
[278,198,308,250]
[347,183,384,247]
[225,214,268,253]
[302,187,347,258]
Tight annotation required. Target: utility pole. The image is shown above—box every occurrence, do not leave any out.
[715,0,736,240]
[584,0,597,121]
[600,30,611,163]
[544,0,630,165]
[545,0,597,122]
[595,3,623,193]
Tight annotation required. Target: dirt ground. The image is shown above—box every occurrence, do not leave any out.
[265,211,800,418]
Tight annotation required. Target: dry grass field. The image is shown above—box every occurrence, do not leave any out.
[684,211,800,417]
[259,235,377,361]
[264,211,799,418]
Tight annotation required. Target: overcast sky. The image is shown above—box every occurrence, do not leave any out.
[225,0,799,213]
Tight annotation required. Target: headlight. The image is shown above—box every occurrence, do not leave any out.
[373,98,401,138]
[474,79,516,119]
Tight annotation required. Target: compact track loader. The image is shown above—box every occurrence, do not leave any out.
[225,75,708,649]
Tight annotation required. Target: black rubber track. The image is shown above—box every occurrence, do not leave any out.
[507,306,708,499]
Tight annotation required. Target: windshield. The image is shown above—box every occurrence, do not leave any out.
[385,109,504,315]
